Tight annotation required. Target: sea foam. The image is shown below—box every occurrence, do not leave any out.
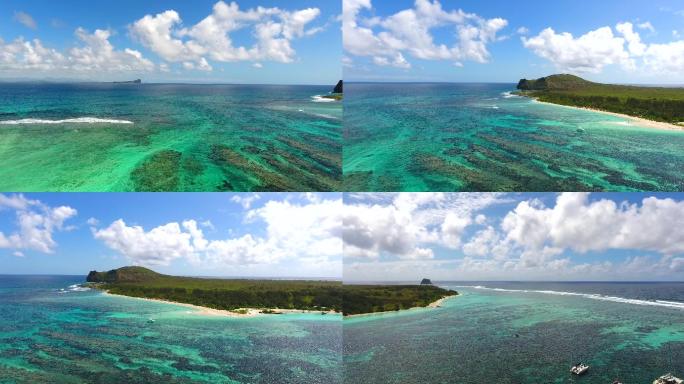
[453,285,684,310]
[311,95,337,103]
[0,117,134,125]
[57,284,91,293]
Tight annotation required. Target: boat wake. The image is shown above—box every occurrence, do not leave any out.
[57,284,90,293]
[452,285,684,310]
[0,117,134,125]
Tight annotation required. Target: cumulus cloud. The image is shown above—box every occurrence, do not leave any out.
[0,194,77,254]
[523,22,684,74]
[522,26,631,73]
[93,195,342,268]
[343,0,507,68]
[343,193,506,260]
[0,28,154,75]
[344,193,684,281]
[13,11,37,30]
[501,192,684,256]
[129,1,321,69]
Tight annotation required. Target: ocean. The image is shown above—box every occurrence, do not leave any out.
[343,83,684,192]
[0,275,341,383]
[344,281,684,383]
[0,83,341,192]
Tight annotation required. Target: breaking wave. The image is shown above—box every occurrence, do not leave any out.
[311,95,337,103]
[452,285,684,310]
[57,284,90,293]
[0,117,134,125]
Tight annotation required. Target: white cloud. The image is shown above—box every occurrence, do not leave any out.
[343,0,507,68]
[129,1,321,68]
[343,193,506,260]
[14,11,37,30]
[502,192,684,255]
[231,193,261,209]
[516,27,529,35]
[12,251,24,257]
[252,62,263,68]
[637,22,655,33]
[641,40,684,73]
[93,195,342,269]
[93,220,198,266]
[87,217,99,226]
[524,22,684,74]
[0,194,77,254]
[344,193,684,281]
[522,26,631,73]
[0,28,154,76]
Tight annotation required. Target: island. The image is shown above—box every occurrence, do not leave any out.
[112,79,142,84]
[320,80,343,100]
[342,283,458,316]
[516,74,684,128]
[86,266,342,315]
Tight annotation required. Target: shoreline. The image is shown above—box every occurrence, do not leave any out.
[531,99,684,132]
[102,291,339,318]
[344,294,457,318]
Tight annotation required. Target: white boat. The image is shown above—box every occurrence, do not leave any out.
[653,374,684,384]
[570,363,590,375]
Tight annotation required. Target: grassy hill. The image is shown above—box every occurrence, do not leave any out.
[87,266,163,283]
[342,284,458,316]
[86,266,342,313]
[516,74,684,124]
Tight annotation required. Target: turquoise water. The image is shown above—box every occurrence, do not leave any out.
[0,84,341,192]
[343,83,684,192]
[344,282,684,383]
[0,276,341,383]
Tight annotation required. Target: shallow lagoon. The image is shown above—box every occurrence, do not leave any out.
[0,276,341,384]
[343,83,684,192]
[0,84,341,192]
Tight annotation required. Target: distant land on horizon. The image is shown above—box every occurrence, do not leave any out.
[0,78,341,87]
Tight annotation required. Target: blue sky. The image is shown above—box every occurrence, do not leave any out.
[343,192,684,281]
[0,0,341,84]
[0,193,342,278]
[344,0,684,83]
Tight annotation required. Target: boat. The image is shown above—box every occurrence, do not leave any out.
[570,363,590,375]
[147,319,155,323]
[653,374,684,384]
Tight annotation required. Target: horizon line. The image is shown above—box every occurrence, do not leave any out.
[0,80,341,87]
[0,273,342,281]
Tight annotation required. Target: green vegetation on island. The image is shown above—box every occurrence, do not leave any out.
[516,74,684,125]
[86,266,342,313]
[342,284,458,316]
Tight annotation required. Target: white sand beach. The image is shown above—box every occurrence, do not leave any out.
[533,100,684,131]
[103,291,338,317]
[345,294,458,318]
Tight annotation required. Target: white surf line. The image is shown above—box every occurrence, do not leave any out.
[0,117,133,125]
[451,285,684,310]
[311,95,337,103]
